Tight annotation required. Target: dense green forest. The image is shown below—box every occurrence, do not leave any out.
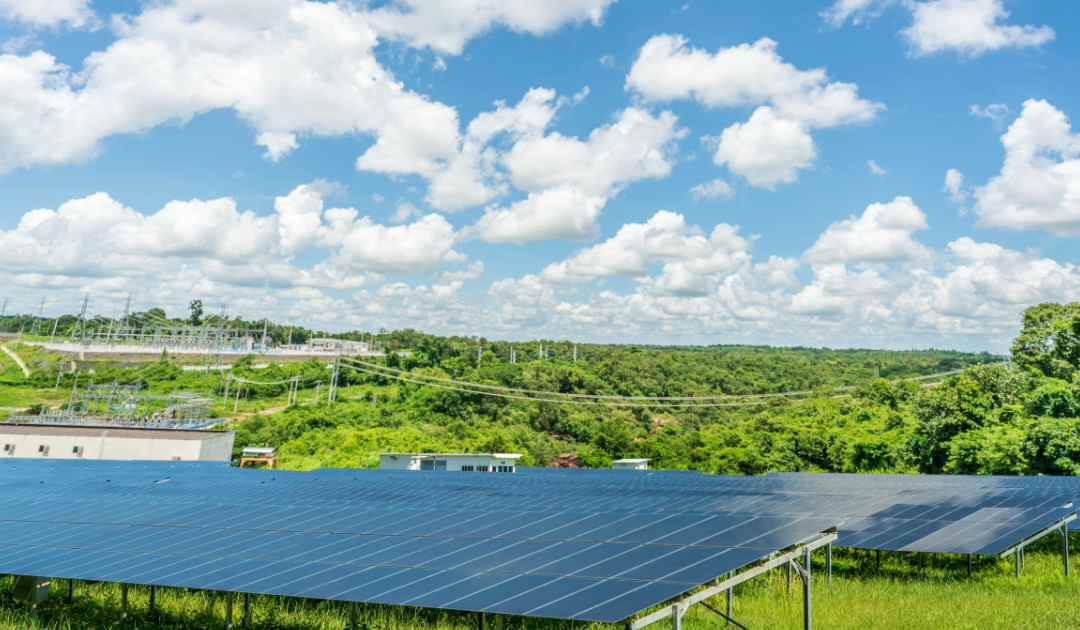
[3,302,1079,477]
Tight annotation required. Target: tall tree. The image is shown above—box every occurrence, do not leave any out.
[188,300,204,327]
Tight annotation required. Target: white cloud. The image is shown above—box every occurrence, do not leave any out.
[390,202,421,223]
[820,0,896,27]
[599,54,614,67]
[540,210,752,289]
[868,159,887,175]
[944,168,967,203]
[804,196,930,263]
[0,182,467,300]
[361,0,619,55]
[903,0,1054,57]
[502,107,685,197]
[822,0,1054,58]
[626,35,882,127]
[973,99,1080,236]
[626,35,881,187]
[712,107,817,189]
[468,186,606,243]
[689,178,734,201]
[0,0,94,28]
[971,103,1010,123]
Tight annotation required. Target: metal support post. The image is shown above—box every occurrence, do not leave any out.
[68,578,74,604]
[1063,523,1070,577]
[121,583,129,625]
[479,611,487,630]
[826,544,832,581]
[803,546,812,630]
[495,613,504,630]
[245,593,251,629]
[225,592,233,630]
[671,604,682,630]
[876,549,880,569]
[918,552,923,577]
[1015,547,1020,579]
[967,554,972,578]
[786,559,792,592]
[150,585,156,614]
[726,571,733,627]
[349,602,357,630]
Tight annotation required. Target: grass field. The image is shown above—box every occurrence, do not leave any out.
[2,534,1077,630]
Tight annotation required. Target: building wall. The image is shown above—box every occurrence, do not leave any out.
[379,455,420,470]
[1,432,234,461]
[378,454,519,471]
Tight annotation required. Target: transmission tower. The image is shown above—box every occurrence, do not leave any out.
[31,296,46,334]
[0,298,8,333]
[119,293,133,331]
[74,294,91,343]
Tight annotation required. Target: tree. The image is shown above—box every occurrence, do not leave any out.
[1011,302,1080,378]
[188,300,204,327]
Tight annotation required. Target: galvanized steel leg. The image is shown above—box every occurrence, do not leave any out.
[918,553,923,577]
[225,592,233,630]
[1063,524,1070,577]
[803,546,812,630]
[495,613,504,630]
[479,611,486,630]
[1015,549,1020,579]
[826,544,832,582]
[726,571,733,627]
[967,554,972,578]
[121,583,129,626]
[786,559,792,592]
[245,593,252,629]
[349,602,357,630]
[150,585,156,614]
[671,604,682,630]
[876,550,880,569]
[68,578,74,604]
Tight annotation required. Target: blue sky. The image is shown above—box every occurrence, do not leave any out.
[1,0,1078,351]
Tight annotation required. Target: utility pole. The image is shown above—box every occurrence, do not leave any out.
[573,345,577,362]
[0,298,8,333]
[119,293,133,332]
[49,316,60,343]
[328,355,340,404]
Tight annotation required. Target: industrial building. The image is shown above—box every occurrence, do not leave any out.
[379,452,520,472]
[0,424,234,461]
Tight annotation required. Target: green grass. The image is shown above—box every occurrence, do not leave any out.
[3,535,1078,630]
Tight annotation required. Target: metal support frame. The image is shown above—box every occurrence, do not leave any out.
[349,602,357,630]
[68,578,74,604]
[826,544,832,581]
[121,583,129,625]
[245,593,252,628]
[1000,514,1075,579]
[149,584,156,614]
[225,592,234,630]
[876,550,880,569]
[967,554,972,578]
[628,532,837,630]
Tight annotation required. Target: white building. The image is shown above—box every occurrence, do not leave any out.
[0,424,234,461]
[380,453,521,473]
[612,458,650,470]
[310,338,369,354]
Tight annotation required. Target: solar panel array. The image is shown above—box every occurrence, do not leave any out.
[0,460,1074,623]
[0,461,836,623]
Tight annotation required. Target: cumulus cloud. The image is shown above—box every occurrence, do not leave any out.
[973,99,1080,236]
[868,159,887,175]
[626,35,881,187]
[903,0,1054,57]
[822,0,1054,58]
[689,178,734,201]
[540,210,752,293]
[361,0,619,55]
[711,107,817,188]
[468,186,606,243]
[0,0,94,28]
[804,196,930,263]
[0,182,467,299]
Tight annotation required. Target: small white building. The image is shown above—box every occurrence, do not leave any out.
[380,453,521,473]
[0,424,234,462]
[612,458,650,470]
[310,338,369,354]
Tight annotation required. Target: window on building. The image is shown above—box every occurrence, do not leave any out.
[72,446,84,457]
[461,465,475,472]
[477,465,489,472]
[3,444,13,456]
[496,466,514,473]
[39,445,50,456]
